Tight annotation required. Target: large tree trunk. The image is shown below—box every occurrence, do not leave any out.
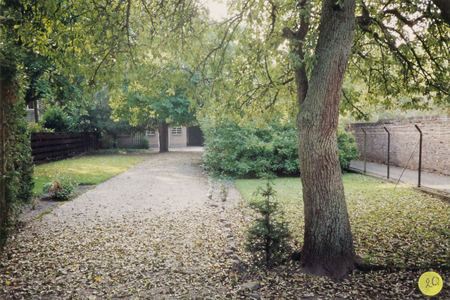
[297,0,356,280]
[158,120,169,153]
[0,80,11,250]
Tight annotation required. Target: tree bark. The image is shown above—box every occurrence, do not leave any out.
[296,0,356,280]
[158,120,169,153]
[0,81,11,250]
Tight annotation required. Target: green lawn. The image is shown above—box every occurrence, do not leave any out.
[235,174,450,268]
[33,155,148,195]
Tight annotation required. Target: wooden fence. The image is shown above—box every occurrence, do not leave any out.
[31,132,100,162]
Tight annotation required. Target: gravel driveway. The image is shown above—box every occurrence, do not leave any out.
[0,151,249,299]
[46,151,210,225]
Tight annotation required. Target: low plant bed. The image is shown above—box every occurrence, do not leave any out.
[19,184,94,224]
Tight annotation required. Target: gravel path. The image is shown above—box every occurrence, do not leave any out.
[45,152,210,225]
[0,151,253,299]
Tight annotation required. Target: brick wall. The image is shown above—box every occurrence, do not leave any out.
[348,115,450,176]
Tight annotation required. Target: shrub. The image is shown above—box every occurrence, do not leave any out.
[28,123,55,133]
[244,181,292,269]
[43,174,77,200]
[100,133,115,149]
[337,126,360,170]
[40,106,71,132]
[202,120,299,178]
[140,135,150,149]
[202,120,359,178]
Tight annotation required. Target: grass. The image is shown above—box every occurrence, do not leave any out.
[33,155,148,195]
[235,173,450,269]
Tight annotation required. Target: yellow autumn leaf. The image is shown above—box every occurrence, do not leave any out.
[94,277,102,282]
[70,265,79,272]
[6,281,11,285]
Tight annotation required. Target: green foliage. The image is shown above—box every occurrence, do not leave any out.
[5,107,35,208]
[42,174,77,200]
[99,134,115,149]
[202,120,299,178]
[71,89,155,143]
[33,156,147,195]
[337,126,360,170]
[92,148,152,155]
[244,181,292,269]
[22,52,53,105]
[140,136,150,150]
[0,41,35,250]
[110,82,197,129]
[202,120,360,178]
[339,1,450,120]
[28,123,54,133]
[40,106,71,132]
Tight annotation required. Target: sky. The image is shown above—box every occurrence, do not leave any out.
[204,0,227,21]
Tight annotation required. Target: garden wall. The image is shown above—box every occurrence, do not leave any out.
[348,115,450,176]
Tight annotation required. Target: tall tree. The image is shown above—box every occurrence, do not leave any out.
[110,80,197,153]
[293,0,356,279]
[197,0,358,279]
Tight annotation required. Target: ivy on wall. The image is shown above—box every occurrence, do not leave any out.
[0,42,35,251]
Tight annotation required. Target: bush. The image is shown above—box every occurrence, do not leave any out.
[244,181,292,269]
[202,120,299,178]
[140,135,150,149]
[100,133,115,149]
[28,123,55,133]
[40,106,71,132]
[202,120,360,178]
[337,126,360,170]
[43,174,77,200]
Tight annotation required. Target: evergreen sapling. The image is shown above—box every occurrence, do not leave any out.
[244,181,292,269]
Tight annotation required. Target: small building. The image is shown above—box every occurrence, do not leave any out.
[116,126,204,149]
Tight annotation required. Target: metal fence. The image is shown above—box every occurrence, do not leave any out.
[349,121,450,194]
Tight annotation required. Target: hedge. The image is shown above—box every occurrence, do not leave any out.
[202,120,359,178]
